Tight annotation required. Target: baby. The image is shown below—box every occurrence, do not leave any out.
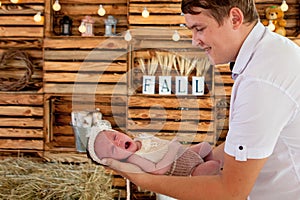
[87,125,220,176]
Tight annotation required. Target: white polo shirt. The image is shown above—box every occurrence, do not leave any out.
[224,22,300,199]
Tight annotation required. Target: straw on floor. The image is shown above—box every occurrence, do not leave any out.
[0,158,116,200]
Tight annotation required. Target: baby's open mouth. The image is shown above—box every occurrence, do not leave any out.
[125,141,130,149]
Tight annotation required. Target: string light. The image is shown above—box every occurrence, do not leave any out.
[10,0,19,3]
[124,30,132,41]
[98,4,106,16]
[280,0,288,12]
[268,20,275,31]
[172,30,180,41]
[33,12,42,22]
[142,7,149,18]
[78,21,86,33]
[52,0,61,11]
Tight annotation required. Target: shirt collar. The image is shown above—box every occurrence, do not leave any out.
[231,22,266,78]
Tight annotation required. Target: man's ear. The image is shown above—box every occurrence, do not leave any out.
[230,7,244,29]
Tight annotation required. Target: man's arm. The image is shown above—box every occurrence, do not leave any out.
[104,152,267,200]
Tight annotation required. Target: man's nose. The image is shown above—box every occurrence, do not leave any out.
[192,37,204,47]
[192,39,199,46]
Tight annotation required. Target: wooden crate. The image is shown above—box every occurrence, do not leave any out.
[0,93,44,151]
[0,0,44,38]
[0,47,43,92]
[129,0,184,26]
[127,36,216,144]
[43,37,128,95]
[128,36,212,92]
[45,0,128,37]
[128,0,300,37]
[44,94,127,152]
[128,95,215,144]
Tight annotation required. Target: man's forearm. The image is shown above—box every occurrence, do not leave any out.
[129,172,228,200]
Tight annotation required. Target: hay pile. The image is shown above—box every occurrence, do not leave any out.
[0,158,116,200]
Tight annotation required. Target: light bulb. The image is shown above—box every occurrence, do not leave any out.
[0,1,2,7]
[268,20,275,31]
[172,30,180,41]
[78,22,86,33]
[124,30,132,41]
[52,0,61,11]
[280,0,288,12]
[10,0,18,3]
[33,12,42,22]
[98,4,106,16]
[142,7,149,18]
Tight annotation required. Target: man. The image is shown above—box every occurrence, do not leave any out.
[101,0,300,199]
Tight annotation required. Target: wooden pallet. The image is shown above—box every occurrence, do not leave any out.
[43,37,128,95]
[0,0,44,37]
[44,94,127,152]
[0,93,44,151]
[44,0,128,37]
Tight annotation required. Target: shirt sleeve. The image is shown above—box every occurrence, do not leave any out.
[225,77,297,161]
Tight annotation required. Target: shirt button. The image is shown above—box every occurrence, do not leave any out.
[239,146,244,150]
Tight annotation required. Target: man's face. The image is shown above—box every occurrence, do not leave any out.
[184,9,236,65]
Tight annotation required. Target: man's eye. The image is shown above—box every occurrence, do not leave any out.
[196,27,204,32]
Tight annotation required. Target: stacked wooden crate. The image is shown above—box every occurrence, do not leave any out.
[43,37,128,152]
[127,36,216,145]
[42,36,129,198]
[0,93,44,151]
[128,0,191,37]
[0,0,44,152]
[45,0,128,37]
[0,0,299,198]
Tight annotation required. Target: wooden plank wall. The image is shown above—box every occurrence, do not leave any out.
[127,36,217,144]
[0,93,44,151]
[43,37,129,152]
[0,0,299,198]
[128,0,300,37]
[44,95,127,152]
[256,0,300,37]
[0,0,44,38]
[0,0,44,91]
[129,0,184,27]
[214,64,232,145]
[0,0,44,152]
[0,0,298,160]
[43,37,128,94]
[45,0,128,37]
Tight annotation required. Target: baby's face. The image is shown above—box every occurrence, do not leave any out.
[94,130,138,160]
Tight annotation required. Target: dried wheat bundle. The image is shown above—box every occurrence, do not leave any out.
[156,52,175,76]
[176,56,197,76]
[137,56,158,76]
[195,57,211,77]
[0,158,116,200]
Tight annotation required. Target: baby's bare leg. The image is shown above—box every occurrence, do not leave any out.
[189,142,214,160]
[191,160,221,176]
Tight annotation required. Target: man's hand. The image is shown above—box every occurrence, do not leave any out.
[102,158,144,175]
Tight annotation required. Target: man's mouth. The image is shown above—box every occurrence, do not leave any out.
[204,47,211,53]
